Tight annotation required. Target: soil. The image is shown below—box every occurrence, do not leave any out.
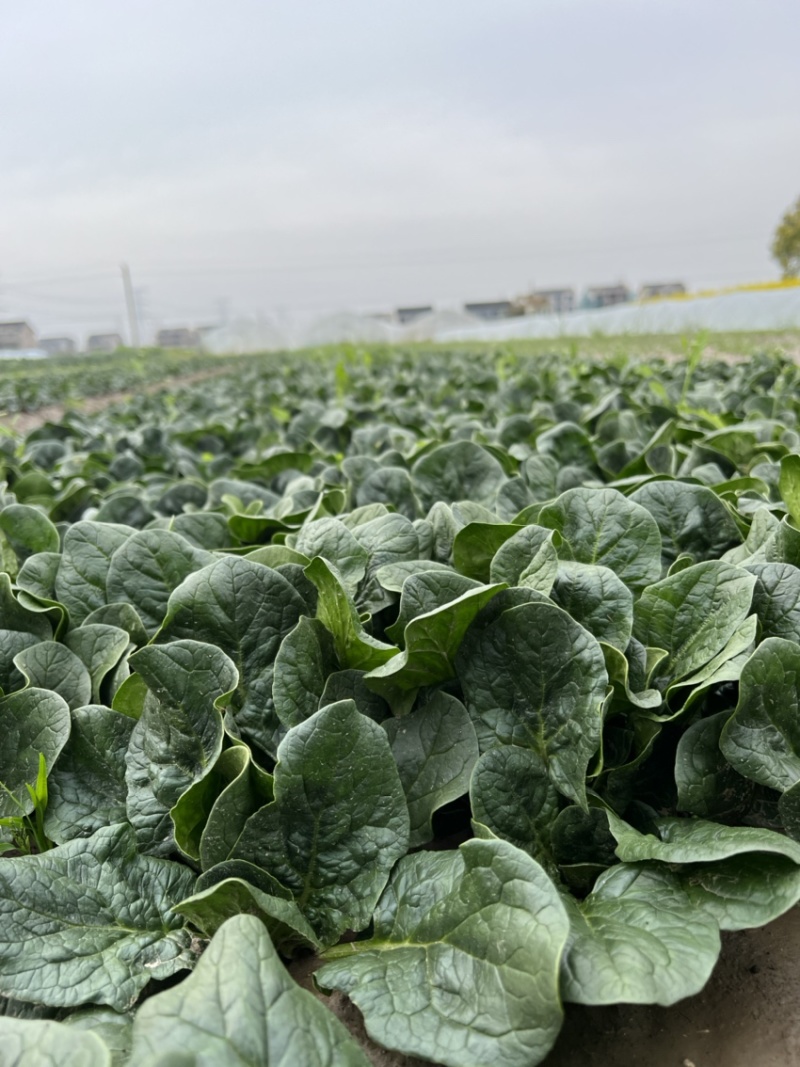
[292,907,800,1067]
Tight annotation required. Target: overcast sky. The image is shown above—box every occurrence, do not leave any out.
[2,0,799,340]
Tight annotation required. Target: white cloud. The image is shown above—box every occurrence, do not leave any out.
[1,0,799,336]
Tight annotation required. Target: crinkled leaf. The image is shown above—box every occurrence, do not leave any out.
[538,487,662,592]
[125,640,237,855]
[16,551,62,605]
[675,710,754,818]
[45,704,135,844]
[0,688,70,819]
[55,521,134,624]
[383,692,478,846]
[351,512,420,574]
[412,441,507,510]
[291,517,369,594]
[0,824,196,1010]
[0,504,59,561]
[550,561,633,651]
[385,569,482,644]
[129,916,370,1067]
[273,616,338,728]
[64,624,130,704]
[469,746,559,871]
[488,523,558,594]
[231,700,409,944]
[457,600,607,807]
[748,561,800,642]
[560,863,720,1006]
[720,636,800,791]
[0,573,53,693]
[172,744,273,868]
[551,805,620,876]
[367,580,505,701]
[630,479,742,565]
[160,556,307,757]
[106,529,212,635]
[13,641,91,710]
[84,602,149,647]
[601,642,663,711]
[356,466,421,519]
[317,839,569,1067]
[632,560,756,689]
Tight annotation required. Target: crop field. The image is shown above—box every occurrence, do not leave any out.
[2,341,800,1065]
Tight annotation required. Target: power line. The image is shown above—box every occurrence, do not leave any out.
[0,230,769,291]
[132,232,768,278]
[1,269,118,289]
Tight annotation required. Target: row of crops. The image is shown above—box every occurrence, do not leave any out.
[1,344,800,1065]
[0,349,245,415]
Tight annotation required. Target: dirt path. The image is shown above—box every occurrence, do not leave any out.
[292,907,800,1067]
[0,365,234,435]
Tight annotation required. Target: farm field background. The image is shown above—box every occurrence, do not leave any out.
[2,334,800,1065]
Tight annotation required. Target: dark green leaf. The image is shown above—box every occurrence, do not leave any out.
[273,617,338,728]
[129,915,370,1067]
[125,641,237,855]
[45,704,134,844]
[0,824,195,1010]
[457,600,607,806]
[106,529,212,635]
[231,700,409,944]
[383,692,478,846]
[160,556,308,757]
[538,487,662,592]
[720,637,800,791]
[0,688,70,819]
[561,863,720,1006]
[317,839,569,1067]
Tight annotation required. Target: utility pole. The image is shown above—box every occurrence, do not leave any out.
[135,287,148,344]
[120,263,140,349]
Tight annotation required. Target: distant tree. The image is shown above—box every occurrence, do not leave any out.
[772,197,800,278]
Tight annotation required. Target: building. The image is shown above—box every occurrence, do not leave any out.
[533,288,575,314]
[512,289,576,316]
[639,282,686,300]
[463,300,514,320]
[582,284,631,309]
[0,321,36,349]
[396,306,433,324]
[156,327,200,349]
[39,336,76,355]
[86,333,124,353]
